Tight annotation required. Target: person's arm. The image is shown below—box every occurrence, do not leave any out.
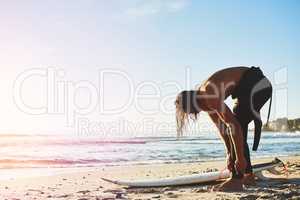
[216,103,246,173]
[208,112,231,154]
[208,112,234,171]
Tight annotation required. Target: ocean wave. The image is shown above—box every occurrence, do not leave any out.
[0,158,130,169]
[0,132,299,169]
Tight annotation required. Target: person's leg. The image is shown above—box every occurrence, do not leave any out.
[239,120,257,186]
[233,102,253,174]
[241,123,252,174]
[213,104,244,191]
[213,137,244,191]
[232,103,257,186]
[229,129,244,179]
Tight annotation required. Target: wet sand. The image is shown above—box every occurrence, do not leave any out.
[1,156,300,200]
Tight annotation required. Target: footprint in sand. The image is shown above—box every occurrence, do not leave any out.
[27,189,44,194]
[54,194,72,198]
[77,190,91,195]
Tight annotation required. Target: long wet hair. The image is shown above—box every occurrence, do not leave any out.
[175,90,201,137]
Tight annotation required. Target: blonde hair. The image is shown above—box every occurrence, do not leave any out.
[175,90,200,137]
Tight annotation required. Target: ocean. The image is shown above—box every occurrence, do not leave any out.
[0,132,299,169]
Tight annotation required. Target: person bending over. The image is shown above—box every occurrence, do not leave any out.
[175,66,272,191]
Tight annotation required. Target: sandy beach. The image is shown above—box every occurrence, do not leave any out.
[0,156,299,200]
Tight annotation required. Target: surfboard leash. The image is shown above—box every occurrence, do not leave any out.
[282,162,290,178]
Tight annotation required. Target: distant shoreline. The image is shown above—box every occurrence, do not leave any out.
[263,117,300,132]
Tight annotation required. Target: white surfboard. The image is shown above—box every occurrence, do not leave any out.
[102,158,284,187]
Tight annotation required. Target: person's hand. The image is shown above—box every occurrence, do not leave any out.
[226,154,234,172]
[235,156,247,174]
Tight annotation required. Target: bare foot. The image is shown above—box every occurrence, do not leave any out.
[243,173,256,186]
[212,178,244,192]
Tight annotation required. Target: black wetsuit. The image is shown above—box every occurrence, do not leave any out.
[230,67,273,178]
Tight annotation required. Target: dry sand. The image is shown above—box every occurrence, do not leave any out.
[0,156,300,200]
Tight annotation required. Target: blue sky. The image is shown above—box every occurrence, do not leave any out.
[0,0,299,135]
